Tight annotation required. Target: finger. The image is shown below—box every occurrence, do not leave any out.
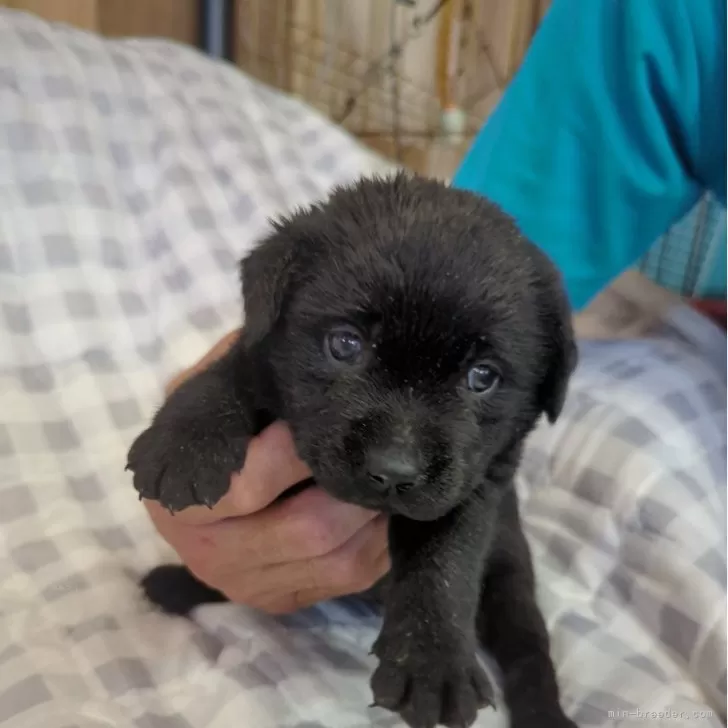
[165,329,241,396]
[192,487,380,580]
[219,421,311,517]
[156,487,380,586]
[225,515,390,614]
[143,420,311,527]
[255,517,390,614]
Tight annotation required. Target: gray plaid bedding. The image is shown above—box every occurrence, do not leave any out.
[0,10,725,728]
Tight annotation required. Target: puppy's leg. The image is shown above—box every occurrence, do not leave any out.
[478,490,577,728]
[370,490,499,728]
[126,339,256,513]
[142,564,229,616]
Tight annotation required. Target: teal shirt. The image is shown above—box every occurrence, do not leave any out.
[452,0,726,310]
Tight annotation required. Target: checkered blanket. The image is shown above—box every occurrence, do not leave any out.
[0,10,725,728]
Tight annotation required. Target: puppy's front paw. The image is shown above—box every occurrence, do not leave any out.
[370,625,494,728]
[126,414,248,512]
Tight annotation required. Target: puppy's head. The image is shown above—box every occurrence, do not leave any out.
[241,173,576,521]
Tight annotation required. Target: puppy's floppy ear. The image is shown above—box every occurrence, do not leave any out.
[536,268,578,424]
[239,228,298,347]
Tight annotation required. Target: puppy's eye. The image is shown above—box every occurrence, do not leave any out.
[325,326,364,364]
[466,363,500,395]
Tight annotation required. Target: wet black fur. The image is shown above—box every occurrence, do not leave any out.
[127,172,578,728]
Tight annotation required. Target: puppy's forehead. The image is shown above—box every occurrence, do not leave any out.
[293,243,540,368]
[295,226,536,326]
[283,174,547,363]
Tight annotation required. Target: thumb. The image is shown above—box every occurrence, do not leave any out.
[221,420,312,516]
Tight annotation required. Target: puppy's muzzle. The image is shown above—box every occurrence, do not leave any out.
[366,445,420,494]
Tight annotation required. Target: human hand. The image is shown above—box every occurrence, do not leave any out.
[143,330,390,614]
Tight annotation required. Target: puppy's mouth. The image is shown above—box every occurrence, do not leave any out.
[292,437,465,521]
[312,473,460,522]
[381,491,452,521]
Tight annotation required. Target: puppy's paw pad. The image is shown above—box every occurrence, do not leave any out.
[370,637,494,728]
[126,419,246,512]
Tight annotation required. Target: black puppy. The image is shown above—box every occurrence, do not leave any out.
[127,172,578,728]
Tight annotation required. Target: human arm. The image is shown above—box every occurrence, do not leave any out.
[453,0,726,311]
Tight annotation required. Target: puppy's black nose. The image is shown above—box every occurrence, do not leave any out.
[366,448,420,492]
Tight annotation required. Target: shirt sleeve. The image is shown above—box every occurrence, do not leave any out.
[452,0,727,311]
